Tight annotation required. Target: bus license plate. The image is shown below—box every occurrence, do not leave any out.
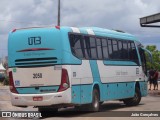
[33,96,43,101]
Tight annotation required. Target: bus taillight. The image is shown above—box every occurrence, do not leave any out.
[9,71,18,94]
[58,68,70,92]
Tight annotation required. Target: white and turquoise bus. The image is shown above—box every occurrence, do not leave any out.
[8,26,151,112]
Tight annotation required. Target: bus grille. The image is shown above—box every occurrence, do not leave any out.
[15,57,57,67]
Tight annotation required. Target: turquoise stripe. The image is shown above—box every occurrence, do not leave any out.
[101,82,135,100]
[104,60,137,66]
[139,81,148,96]
[16,86,59,94]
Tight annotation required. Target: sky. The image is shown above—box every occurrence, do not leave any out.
[1,0,160,57]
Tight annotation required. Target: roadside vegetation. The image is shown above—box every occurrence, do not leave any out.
[146,45,160,70]
[0,75,9,86]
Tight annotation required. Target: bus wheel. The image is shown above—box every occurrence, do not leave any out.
[38,107,58,116]
[89,89,100,112]
[123,87,141,106]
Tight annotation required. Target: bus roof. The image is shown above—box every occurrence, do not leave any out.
[11,26,140,42]
[62,26,140,42]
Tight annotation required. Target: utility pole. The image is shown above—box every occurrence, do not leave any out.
[58,0,61,26]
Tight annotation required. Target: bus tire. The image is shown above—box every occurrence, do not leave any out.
[89,89,100,112]
[123,87,141,106]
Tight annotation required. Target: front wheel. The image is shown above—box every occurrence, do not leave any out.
[123,87,141,106]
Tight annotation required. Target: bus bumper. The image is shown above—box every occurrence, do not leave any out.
[10,89,71,107]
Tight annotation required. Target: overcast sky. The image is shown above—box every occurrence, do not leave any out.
[1,0,160,57]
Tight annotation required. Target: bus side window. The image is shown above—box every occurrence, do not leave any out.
[118,40,123,59]
[69,34,84,59]
[84,36,91,59]
[96,38,103,60]
[112,39,118,59]
[102,38,109,59]
[122,41,129,60]
[89,37,97,59]
[108,39,113,59]
[130,42,139,64]
[128,41,131,59]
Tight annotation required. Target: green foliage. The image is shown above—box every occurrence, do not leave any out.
[3,76,9,85]
[145,45,160,70]
[0,75,9,86]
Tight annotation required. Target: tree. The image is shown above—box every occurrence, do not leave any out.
[145,45,160,70]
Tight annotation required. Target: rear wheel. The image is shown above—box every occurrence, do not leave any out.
[88,89,100,112]
[123,87,141,106]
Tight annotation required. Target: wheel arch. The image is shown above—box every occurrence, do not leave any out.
[134,81,142,96]
[92,82,101,99]
[135,82,140,89]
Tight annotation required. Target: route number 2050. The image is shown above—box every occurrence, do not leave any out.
[33,73,42,79]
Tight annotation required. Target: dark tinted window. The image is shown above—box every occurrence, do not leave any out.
[118,41,123,50]
[128,41,132,60]
[128,42,131,50]
[130,42,139,62]
[69,33,139,64]
[96,38,103,59]
[108,39,113,59]
[112,40,119,59]
[89,37,97,59]
[102,39,109,59]
[122,41,129,60]
[69,34,84,58]
[118,41,123,59]
[83,36,90,59]
[113,40,118,51]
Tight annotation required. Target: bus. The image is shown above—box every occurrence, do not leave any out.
[8,26,152,113]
